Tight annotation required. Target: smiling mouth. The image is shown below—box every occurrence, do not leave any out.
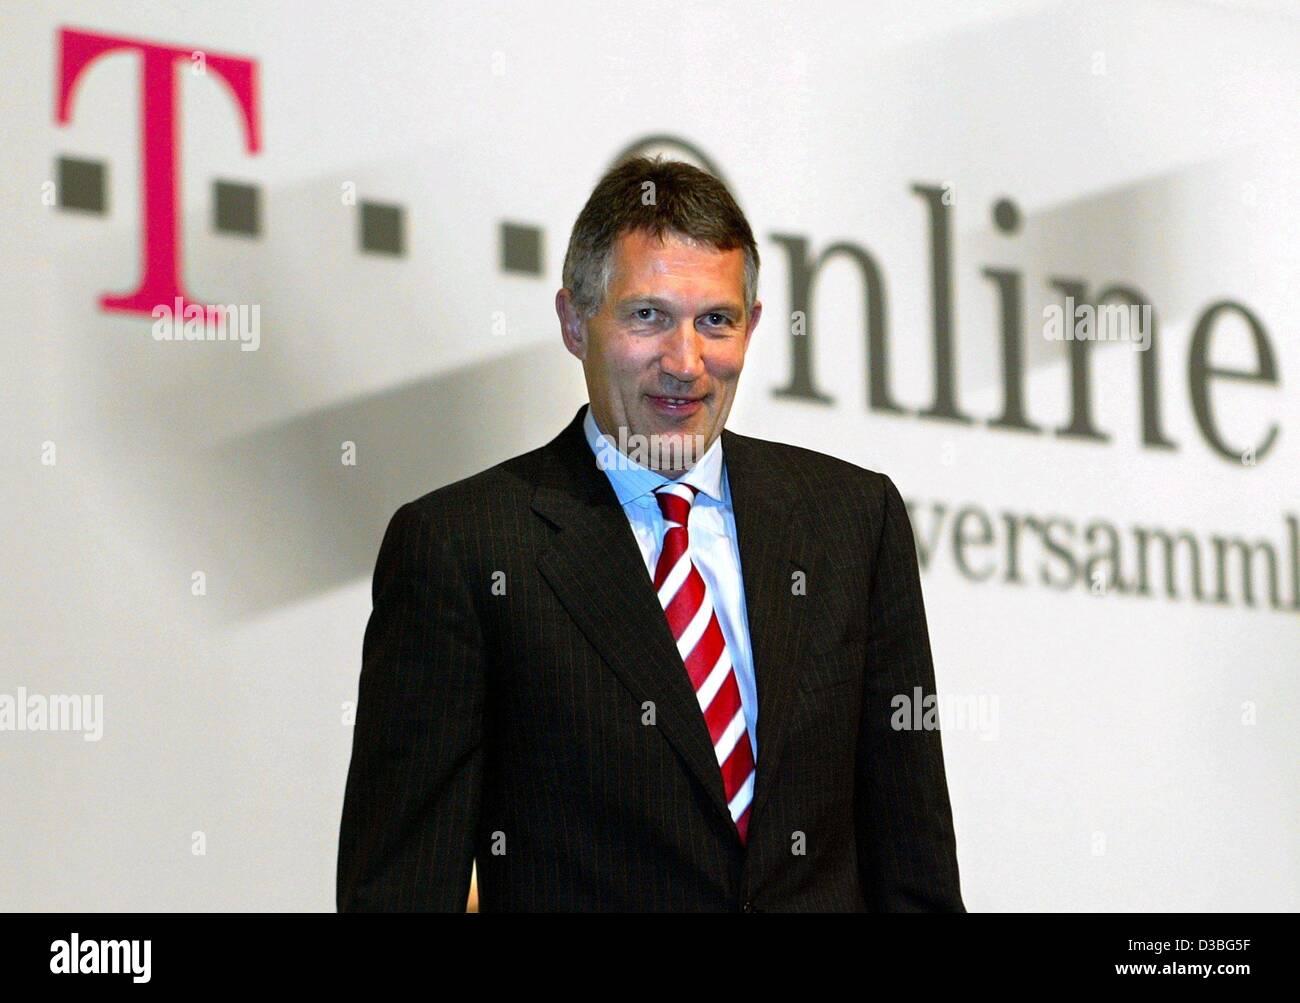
[647,393,706,415]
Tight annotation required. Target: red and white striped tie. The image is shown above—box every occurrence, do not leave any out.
[652,482,755,845]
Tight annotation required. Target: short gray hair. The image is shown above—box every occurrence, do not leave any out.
[561,155,759,319]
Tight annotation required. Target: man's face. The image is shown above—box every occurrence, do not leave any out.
[557,229,761,476]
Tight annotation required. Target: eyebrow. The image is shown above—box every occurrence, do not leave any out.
[616,296,743,315]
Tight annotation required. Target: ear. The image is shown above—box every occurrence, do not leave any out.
[556,288,587,360]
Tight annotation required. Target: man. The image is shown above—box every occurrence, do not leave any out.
[337,156,964,912]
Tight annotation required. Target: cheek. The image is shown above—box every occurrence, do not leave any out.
[609,340,659,380]
[706,344,747,380]
[590,336,635,379]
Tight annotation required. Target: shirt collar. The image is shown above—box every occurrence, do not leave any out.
[583,403,725,507]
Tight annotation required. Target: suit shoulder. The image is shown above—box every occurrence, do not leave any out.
[727,428,895,498]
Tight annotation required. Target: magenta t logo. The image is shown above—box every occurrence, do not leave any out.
[56,27,261,315]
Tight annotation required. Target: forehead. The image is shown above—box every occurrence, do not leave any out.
[608,229,744,296]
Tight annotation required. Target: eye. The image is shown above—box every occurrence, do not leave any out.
[703,312,730,327]
[634,307,659,322]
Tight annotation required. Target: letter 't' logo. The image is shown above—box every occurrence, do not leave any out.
[56,27,261,315]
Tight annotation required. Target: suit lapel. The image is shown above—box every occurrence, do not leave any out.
[719,426,817,838]
[531,406,737,834]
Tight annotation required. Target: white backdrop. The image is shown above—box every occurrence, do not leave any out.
[1,0,1296,911]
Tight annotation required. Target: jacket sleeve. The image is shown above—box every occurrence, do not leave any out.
[337,501,486,911]
[854,473,966,912]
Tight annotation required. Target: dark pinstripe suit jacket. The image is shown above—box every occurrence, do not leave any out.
[337,403,964,912]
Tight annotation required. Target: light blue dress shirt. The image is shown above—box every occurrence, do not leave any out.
[582,405,758,761]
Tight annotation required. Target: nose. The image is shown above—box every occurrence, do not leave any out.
[660,321,705,384]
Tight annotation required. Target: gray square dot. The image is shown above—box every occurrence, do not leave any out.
[214,180,260,236]
[501,222,543,274]
[58,157,106,214]
[360,201,404,256]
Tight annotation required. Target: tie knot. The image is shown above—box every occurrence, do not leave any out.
[653,482,698,526]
